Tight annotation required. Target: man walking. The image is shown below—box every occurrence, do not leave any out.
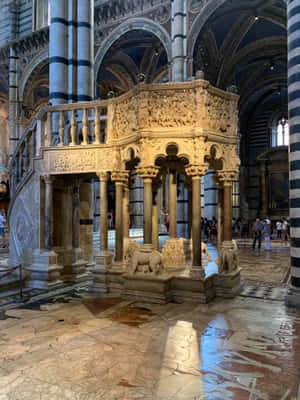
[253,217,263,250]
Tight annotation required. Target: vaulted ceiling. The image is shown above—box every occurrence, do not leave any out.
[193,0,286,115]
[96,30,169,99]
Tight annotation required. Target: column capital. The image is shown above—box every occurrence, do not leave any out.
[97,171,108,182]
[136,166,159,180]
[216,170,238,186]
[111,170,129,183]
[185,164,208,178]
[42,174,53,185]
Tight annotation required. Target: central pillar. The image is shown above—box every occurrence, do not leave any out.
[99,172,108,252]
[137,166,159,246]
[169,169,177,239]
[186,165,207,277]
[112,171,129,265]
[44,175,54,251]
[223,182,233,242]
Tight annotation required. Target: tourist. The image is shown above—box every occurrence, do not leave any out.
[252,217,263,250]
[165,213,170,232]
[276,220,282,239]
[282,219,290,242]
[264,218,271,250]
[0,210,5,248]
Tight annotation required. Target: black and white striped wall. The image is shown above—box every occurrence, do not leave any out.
[287,0,300,307]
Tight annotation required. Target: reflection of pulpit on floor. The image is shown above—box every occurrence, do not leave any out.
[257,147,289,219]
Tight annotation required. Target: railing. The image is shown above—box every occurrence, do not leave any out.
[43,100,108,147]
[9,99,109,197]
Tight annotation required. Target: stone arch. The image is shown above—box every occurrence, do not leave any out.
[187,0,227,59]
[94,18,172,81]
[19,48,49,101]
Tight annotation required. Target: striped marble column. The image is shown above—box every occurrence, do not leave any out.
[9,46,19,157]
[129,172,144,229]
[204,170,218,220]
[50,0,68,143]
[287,0,300,307]
[50,0,68,104]
[68,0,77,102]
[77,0,94,101]
[171,0,187,82]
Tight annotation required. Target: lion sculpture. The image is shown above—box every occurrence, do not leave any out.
[127,245,163,275]
[217,240,239,273]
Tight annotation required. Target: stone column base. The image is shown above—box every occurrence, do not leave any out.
[215,267,242,298]
[63,248,88,283]
[26,250,63,290]
[189,266,205,280]
[90,251,113,293]
[285,286,300,308]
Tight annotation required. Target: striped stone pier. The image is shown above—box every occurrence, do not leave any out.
[287,0,300,307]
[171,0,187,82]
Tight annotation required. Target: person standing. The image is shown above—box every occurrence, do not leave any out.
[253,217,263,250]
[282,219,289,242]
[264,218,271,250]
[0,211,5,248]
[276,220,282,239]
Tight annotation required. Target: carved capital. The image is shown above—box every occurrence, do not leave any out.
[185,164,208,178]
[97,171,108,182]
[42,174,53,185]
[216,170,238,186]
[111,170,129,183]
[136,166,159,180]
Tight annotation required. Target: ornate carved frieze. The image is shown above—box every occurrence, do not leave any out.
[108,80,239,141]
[95,0,170,28]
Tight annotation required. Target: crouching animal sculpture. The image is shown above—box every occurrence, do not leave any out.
[128,246,163,275]
[217,240,239,273]
[187,239,210,259]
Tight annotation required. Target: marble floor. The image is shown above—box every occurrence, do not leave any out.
[0,293,300,399]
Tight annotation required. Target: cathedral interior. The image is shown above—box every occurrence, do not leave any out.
[0,0,300,399]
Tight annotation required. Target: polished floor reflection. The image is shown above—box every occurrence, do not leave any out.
[0,293,299,399]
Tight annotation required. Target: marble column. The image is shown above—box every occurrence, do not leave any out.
[44,175,54,251]
[137,166,159,246]
[123,185,130,241]
[9,46,19,157]
[79,181,93,265]
[186,165,207,277]
[204,170,218,220]
[68,0,77,103]
[169,169,177,238]
[259,161,268,219]
[111,171,129,264]
[223,182,233,242]
[98,173,108,252]
[50,0,68,143]
[286,0,300,307]
[171,0,187,82]
[77,0,94,101]
[177,174,187,238]
[152,185,159,250]
[187,185,192,239]
[50,0,68,105]
[67,179,87,281]
[27,175,62,289]
[217,184,224,247]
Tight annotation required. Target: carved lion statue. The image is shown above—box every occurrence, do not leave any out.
[185,239,210,260]
[217,240,239,274]
[128,247,163,276]
[124,238,141,263]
